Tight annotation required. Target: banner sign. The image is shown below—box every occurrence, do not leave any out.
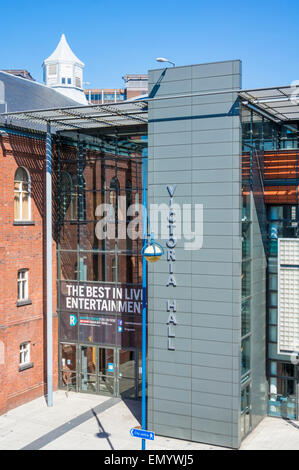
[78,314,142,348]
[59,281,142,348]
[60,281,142,315]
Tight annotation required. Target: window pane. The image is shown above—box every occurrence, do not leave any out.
[20,343,29,364]
[59,251,78,280]
[22,193,29,219]
[241,337,251,375]
[269,326,277,343]
[269,308,277,325]
[269,273,277,290]
[242,221,251,259]
[81,346,96,374]
[61,344,76,370]
[14,194,20,220]
[269,292,278,308]
[79,252,116,282]
[15,167,28,182]
[21,281,25,300]
[276,378,296,397]
[270,361,277,376]
[98,348,114,375]
[242,261,251,298]
[242,299,251,336]
[277,363,295,378]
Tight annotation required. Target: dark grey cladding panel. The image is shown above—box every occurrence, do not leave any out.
[148,61,242,449]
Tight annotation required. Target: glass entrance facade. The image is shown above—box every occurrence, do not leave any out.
[60,342,141,398]
[56,133,146,399]
[242,103,299,423]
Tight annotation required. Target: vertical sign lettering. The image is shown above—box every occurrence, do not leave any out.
[166,185,178,350]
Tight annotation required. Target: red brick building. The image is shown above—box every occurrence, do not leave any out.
[0,71,80,414]
[0,131,57,413]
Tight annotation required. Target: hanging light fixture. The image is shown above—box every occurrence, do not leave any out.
[142,233,164,263]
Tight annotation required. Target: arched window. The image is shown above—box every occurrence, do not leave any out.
[109,176,119,210]
[109,177,119,239]
[61,171,76,220]
[14,167,31,221]
[126,179,132,251]
[77,173,86,222]
[126,179,132,210]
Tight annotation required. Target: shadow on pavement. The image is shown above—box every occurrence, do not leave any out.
[283,417,299,430]
[91,408,114,450]
[122,398,141,424]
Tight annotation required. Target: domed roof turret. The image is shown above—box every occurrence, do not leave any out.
[42,34,87,105]
[43,34,84,67]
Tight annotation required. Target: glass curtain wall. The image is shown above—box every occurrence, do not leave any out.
[241,105,268,438]
[55,133,145,398]
[242,102,299,425]
[241,106,253,439]
[267,205,299,419]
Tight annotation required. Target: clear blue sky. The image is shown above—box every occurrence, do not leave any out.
[1,0,298,90]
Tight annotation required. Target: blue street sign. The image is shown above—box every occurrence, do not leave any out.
[130,428,155,441]
[108,363,114,372]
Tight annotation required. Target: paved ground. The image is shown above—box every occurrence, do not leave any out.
[0,391,298,450]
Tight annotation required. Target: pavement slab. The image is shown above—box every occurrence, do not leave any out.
[0,391,298,450]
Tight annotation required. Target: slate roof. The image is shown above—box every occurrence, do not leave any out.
[0,70,82,132]
[0,70,80,113]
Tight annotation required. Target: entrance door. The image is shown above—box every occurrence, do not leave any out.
[117,349,138,399]
[80,345,97,393]
[98,347,115,395]
[79,345,116,396]
[241,384,252,440]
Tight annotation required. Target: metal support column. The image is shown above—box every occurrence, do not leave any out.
[46,122,53,407]
[141,151,148,450]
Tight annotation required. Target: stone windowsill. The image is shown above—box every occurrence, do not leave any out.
[17,299,32,308]
[19,362,34,372]
[13,221,35,226]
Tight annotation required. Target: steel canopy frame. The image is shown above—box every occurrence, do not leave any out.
[2,85,299,132]
[0,100,148,132]
[240,86,299,122]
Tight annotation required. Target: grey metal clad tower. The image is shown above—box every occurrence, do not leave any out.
[147,61,266,449]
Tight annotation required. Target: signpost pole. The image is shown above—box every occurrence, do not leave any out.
[141,150,148,451]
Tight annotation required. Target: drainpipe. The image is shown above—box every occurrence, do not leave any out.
[46,122,53,407]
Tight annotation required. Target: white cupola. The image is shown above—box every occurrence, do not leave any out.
[43,34,87,105]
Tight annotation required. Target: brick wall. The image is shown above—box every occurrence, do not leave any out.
[0,131,58,415]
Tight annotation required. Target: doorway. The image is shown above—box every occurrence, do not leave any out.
[80,345,115,395]
[241,383,252,440]
[60,343,139,399]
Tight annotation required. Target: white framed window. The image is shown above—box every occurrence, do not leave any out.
[48,64,57,76]
[14,167,31,221]
[17,269,29,302]
[20,342,30,365]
